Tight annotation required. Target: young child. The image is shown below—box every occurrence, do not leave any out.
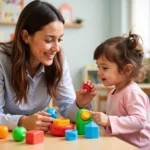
[90,31,150,150]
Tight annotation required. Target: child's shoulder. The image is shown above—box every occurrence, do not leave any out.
[123,81,148,99]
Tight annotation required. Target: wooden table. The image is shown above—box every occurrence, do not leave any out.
[0,127,139,150]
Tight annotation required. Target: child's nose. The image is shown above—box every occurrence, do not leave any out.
[97,70,102,76]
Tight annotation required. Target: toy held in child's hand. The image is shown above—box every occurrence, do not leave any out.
[0,125,8,139]
[82,83,92,92]
[46,108,58,118]
[12,126,27,142]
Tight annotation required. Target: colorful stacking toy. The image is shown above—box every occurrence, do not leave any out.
[76,109,92,135]
[49,118,74,136]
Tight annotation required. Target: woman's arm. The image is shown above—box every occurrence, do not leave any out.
[55,58,96,122]
[0,63,23,130]
[0,61,53,131]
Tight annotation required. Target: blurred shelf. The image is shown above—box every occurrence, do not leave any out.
[0,22,16,25]
[0,22,83,28]
[64,22,83,28]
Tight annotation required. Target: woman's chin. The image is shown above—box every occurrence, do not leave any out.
[43,60,53,66]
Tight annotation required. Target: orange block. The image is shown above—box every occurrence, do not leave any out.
[0,125,8,139]
[26,130,44,144]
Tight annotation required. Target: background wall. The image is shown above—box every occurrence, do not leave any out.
[0,0,131,90]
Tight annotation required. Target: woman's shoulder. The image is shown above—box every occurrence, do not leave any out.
[0,46,12,69]
[0,52,11,64]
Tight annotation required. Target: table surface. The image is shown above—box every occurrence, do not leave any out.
[0,127,139,150]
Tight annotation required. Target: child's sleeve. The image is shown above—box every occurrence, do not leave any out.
[108,90,148,135]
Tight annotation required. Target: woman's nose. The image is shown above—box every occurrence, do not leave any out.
[52,42,60,52]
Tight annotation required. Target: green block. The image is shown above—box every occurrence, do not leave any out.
[76,109,92,135]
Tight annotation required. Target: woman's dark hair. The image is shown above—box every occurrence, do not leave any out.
[94,30,149,82]
[0,0,65,103]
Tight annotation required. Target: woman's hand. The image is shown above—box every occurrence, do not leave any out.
[76,80,96,108]
[18,111,54,131]
[90,111,110,127]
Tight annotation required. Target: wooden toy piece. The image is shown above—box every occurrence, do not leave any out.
[49,119,74,137]
[0,125,8,139]
[46,108,58,118]
[12,126,27,142]
[26,130,44,144]
[53,119,70,126]
[76,109,92,135]
[85,122,99,139]
[82,83,92,92]
[65,129,78,141]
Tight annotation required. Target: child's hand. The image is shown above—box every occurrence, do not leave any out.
[90,111,110,127]
[76,81,96,108]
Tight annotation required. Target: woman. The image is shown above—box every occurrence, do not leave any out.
[0,0,96,131]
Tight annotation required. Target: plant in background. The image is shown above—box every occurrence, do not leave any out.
[74,18,83,24]
[143,53,150,83]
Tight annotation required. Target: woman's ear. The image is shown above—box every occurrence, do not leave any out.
[21,30,29,44]
[124,64,133,76]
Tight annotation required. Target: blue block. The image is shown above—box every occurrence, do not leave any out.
[46,108,58,118]
[85,122,99,139]
[65,130,78,141]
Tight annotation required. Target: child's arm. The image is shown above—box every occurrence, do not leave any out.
[91,90,149,135]
[108,92,148,135]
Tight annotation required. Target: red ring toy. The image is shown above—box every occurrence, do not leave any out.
[49,123,74,137]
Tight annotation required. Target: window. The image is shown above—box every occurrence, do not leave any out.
[131,0,150,57]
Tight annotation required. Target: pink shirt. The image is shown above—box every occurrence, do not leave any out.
[106,81,150,149]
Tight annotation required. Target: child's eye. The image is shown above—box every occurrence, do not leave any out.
[103,67,108,70]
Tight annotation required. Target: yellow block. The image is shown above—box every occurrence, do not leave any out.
[81,110,91,120]
[53,119,70,126]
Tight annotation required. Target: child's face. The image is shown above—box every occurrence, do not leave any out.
[96,56,127,90]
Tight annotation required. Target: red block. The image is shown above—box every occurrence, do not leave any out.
[26,130,44,144]
[82,83,92,92]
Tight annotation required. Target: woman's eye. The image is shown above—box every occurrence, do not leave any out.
[45,40,52,43]
[58,39,63,42]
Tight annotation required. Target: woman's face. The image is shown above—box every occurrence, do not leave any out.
[27,20,64,68]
